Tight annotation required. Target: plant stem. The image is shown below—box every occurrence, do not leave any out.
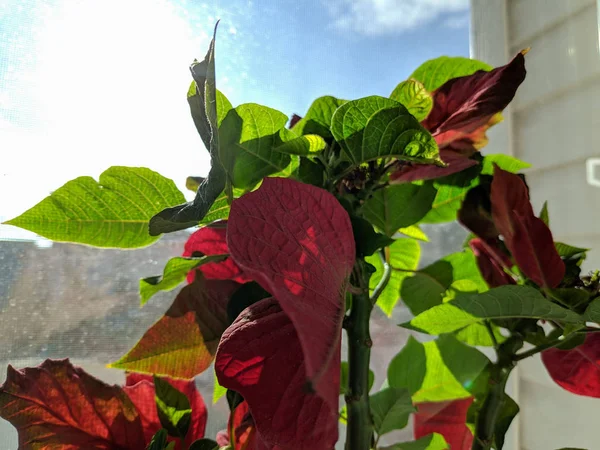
[472,362,514,450]
[513,333,580,361]
[370,250,391,307]
[345,262,374,450]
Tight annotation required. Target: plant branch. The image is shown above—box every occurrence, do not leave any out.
[484,320,499,349]
[513,333,581,361]
[345,261,374,450]
[370,250,391,307]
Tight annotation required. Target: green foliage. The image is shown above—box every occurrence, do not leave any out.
[367,238,421,315]
[370,387,416,436]
[153,376,192,439]
[330,96,442,167]
[406,285,584,335]
[410,56,492,92]
[381,433,449,450]
[188,439,220,450]
[140,255,226,305]
[146,429,175,450]
[4,167,185,248]
[480,154,531,175]
[389,79,433,121]
[292,95,347,138]
[361,183,436,236]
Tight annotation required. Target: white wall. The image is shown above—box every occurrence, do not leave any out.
[471,1,600,449]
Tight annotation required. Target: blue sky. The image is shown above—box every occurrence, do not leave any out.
[0,0,471,239]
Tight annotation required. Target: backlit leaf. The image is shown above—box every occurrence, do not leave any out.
[399,224,429,241]
[371,387,416,436]
[361,183,437,236]
[381,433,449,450]
[274,132,327,155]
[407,286,583,335]
[140,255,227,306]
[330,96,442,167]
[390,79,434,121]
[291,95,347,139]
[153,376,192,439]
[481,154,531,175]
[227,177,354,401]
[0,359,146,449]
[411,56,492,92]
[110,276,239,378]
[215,298,339,450]
[4,166,185,248]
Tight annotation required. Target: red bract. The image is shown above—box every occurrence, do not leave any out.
[184,221,252,284]
[414,397,474,450]
[215,298,339,450]
[124,373,207,449]
[491,165,565,288]
[392,51,526,183]
[470,238,516,287]
[541,333,600,398]
[226,177,354,403]
[0,359,146,449]
[216,400,259,450]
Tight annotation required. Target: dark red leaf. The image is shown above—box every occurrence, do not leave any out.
[289,114,302,128]
[110,276,240,378]
[541,333,600,398]
[124,373,207,449]
[469,238,516,287]
[215,298,339,450]
[226,177,354,403]
[423,51,526,150]
[0,359,146,450]
[390,148,478,183]
[184,221,252,284]
[457,182,499,241]
[216,400,261,450]
[414,397,474,450]
[491,165,565,288]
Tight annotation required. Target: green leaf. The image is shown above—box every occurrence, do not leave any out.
[274,131,327,155]
[188,439,220,450]
[350,215,395,258]
[539,201,549,225]
[198,192,230,225]
[400,273,446,316]
[340,361,375,395]
[421,167,481,224]
[330,96,442,167]
[481,154,531,175]
[454,322,506,347]
[406,285,584,335]
[494,394,519,450]
[387,337,426,396]
[410,56,492,92]
[370,387,416,436]
[390,79,434,121]
[146,429,174,450]
[154,376,192,439]
[4,167,185,248]
[381,433,449,450]
[388,336,481,403]
[186,176,204,192]
[555,242,589,259]
[361,183,437,236]
[212,366,227,404]
[150,24,225,235]
[291,95,347,138]
[140,255,227,306]
[584,298,600,323]
[297,156,325,187]
[219,103,291,189]
[398,225,429,241]
[367,238,421,315]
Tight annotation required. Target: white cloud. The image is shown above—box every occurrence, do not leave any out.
[326,0,470,36]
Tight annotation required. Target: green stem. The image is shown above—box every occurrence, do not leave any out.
[513,333,580,361]
[370,250,391,307]
[345,262,374,450]
[472,362,514,450]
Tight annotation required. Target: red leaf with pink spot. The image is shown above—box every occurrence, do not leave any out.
[414,397,474,450]
[0,359,146,450]
[491,165,564,288]
[215,298,339,450]
[184,221,252,284]
[226,177,354,400]
[390,148,478,183]
[124,373,207,449]
[541,333,600,398]
[469,238,515,288]
[422,51,526,150]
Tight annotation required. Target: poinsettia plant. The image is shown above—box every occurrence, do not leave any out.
[2,23,599,450]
